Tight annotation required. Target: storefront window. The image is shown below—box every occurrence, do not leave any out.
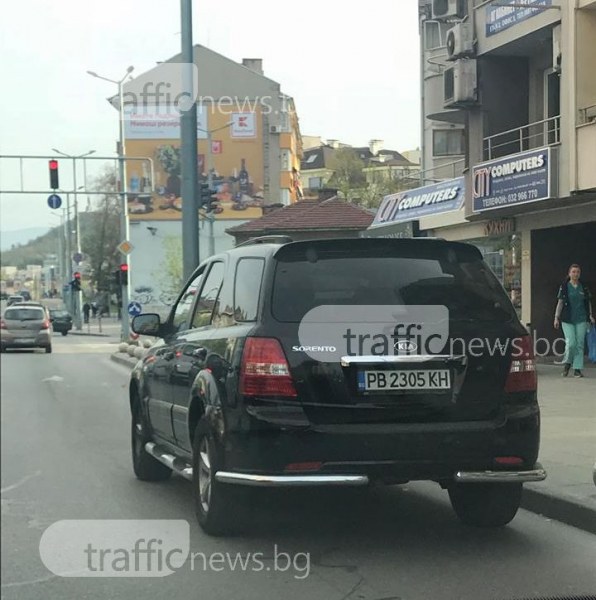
[466,234,522,318]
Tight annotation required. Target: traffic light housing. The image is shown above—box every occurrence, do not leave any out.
[49,160,59,190]
[119,263,129,286]
[71,271,81,292]
[199,183,221,214]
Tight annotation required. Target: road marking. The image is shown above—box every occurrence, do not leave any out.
[41,375,64,383]
[1,471,41,495]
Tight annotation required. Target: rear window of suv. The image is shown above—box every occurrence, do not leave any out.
[5,308,45,321]
[271,241,515,323]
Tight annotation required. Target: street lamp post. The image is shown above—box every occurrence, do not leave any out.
[52,149,95,330]
[87,66,134,342]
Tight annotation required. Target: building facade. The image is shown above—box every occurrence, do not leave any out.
[116,47,303,314]
[370,0,596,349]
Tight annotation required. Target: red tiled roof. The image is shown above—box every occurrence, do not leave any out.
[226,197,374,235]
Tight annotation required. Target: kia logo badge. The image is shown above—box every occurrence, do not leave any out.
[395,340,418,352]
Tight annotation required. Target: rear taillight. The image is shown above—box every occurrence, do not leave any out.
[41,320,50,330]
[240,337,297,397]
[0,319,6,330]
[505,335,537,393]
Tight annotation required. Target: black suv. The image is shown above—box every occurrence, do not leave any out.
[129,237,545,535]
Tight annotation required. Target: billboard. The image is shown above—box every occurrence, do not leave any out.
[485,0,552,37]
[472,147,553,213]
[125,106,265,221]
[371,177,465,227]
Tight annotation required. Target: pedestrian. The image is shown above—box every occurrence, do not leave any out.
[91,302,98,318]
[554,263,595,378]
[83,302,91,324]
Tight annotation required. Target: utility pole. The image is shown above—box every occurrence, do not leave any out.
[180,0,199,281]
[86,68,134,341]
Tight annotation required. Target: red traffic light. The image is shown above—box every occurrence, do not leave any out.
[120,264,129,272]
[49,160,59,189]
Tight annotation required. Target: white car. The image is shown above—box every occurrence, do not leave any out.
[1,305,53,353]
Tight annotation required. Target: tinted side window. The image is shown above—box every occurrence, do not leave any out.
[172,270,205,333]
[234,258,265,322]
[191,262,225,329]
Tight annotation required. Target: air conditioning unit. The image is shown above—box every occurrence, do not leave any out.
[432,0,466,20]
[443,59,477,108]
[446,23,474,61]
[269,125,279,134]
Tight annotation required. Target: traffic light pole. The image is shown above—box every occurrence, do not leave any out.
[118,79,131,342]
[72,163,83,331]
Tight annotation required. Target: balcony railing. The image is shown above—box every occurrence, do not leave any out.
[410,158,466,185]
[579,103,596,125]
[484,116,561,160]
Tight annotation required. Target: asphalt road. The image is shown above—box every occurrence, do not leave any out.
[2,333,596,600]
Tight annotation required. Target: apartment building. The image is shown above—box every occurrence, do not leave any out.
[371,0,596,347]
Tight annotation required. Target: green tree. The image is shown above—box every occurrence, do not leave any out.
[80,166,121,295]
[327,148,367,200]
[153,235,183,299]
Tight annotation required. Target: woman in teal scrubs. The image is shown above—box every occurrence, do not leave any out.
[554,264,595,377]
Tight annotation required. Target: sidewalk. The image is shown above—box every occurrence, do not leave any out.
[70,317,122,338]
[522,364,596,533]
[109,353,596,532]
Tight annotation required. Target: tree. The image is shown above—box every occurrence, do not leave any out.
[327,148,367,200]
[153,235,183,301]
[80,166,121,296]
[356,176,420,210]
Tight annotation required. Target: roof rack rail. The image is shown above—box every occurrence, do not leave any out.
[235,235,294,248]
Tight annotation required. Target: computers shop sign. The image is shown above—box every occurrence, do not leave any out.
[472,147,554,213]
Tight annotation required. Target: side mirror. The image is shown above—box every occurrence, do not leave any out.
[132,313,162,337]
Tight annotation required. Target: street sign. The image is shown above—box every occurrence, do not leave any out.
[118,241,134,255]
[128,301,142,317]
[73,252,83,264]
[47,194,62,209]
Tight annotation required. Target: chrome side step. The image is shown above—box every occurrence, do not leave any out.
[144,442,193,481]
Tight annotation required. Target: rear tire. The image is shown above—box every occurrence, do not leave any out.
[192,422,240,536]
[61,331,68,337]
[45,345,52,354]
[131,403,172,481]
[448,483,522,528]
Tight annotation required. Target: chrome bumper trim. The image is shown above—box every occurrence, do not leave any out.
[454,463,547,483]
[214,471,369,487]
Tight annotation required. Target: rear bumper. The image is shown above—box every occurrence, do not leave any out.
[1,332,51,347]
[215,472,369,486]
[215,464,546,487]
[222,404,542,483]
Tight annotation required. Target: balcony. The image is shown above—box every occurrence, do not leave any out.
[577,104,596,191]
[483,116,561,161]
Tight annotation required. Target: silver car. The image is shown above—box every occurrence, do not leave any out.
[0,305,53,353]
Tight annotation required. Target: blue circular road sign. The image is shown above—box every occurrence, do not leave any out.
[47,194,62,209]
[128,301,142,317]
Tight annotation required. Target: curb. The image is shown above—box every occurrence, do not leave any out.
[107,350,596,534]
[110,353,138,368]
[521,487,596,534]
[70,332,111,338]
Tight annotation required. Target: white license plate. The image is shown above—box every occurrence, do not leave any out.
[358,369,451,391]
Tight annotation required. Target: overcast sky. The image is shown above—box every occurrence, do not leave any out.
[0,0,421,234]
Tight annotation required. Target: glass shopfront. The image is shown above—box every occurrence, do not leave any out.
[465,233,523,318]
